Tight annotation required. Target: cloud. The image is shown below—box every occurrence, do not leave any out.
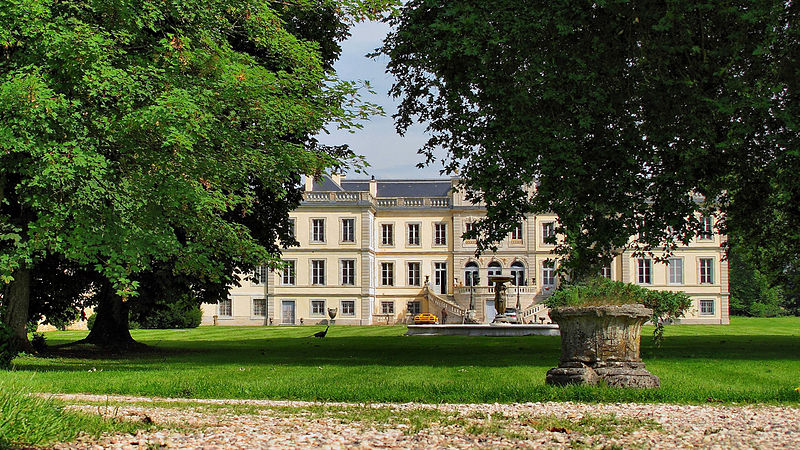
[316,21,444,179]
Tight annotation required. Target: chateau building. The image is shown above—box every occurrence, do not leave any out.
[201,176,729,326]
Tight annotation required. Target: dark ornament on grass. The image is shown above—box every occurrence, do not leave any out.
[546,305,659,388]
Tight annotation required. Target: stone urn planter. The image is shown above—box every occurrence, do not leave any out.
[545,304,659,388]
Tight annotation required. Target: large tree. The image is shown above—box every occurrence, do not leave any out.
[0,0,388,349]
[380,1,797,279]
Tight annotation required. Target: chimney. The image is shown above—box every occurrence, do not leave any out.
[369,175,377,198]
[330,173,342,187]
[304,175,314,192]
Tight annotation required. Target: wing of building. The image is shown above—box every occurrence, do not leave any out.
[202,175,729,326]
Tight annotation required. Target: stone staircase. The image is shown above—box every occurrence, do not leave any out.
[522,302,551,324]
[423,284,467,322]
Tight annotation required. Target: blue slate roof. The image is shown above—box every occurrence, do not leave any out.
[376,180,451,198]
[311,176,452,198]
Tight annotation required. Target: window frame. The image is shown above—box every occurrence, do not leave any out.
[406,222,421,247]
[637,258,653,285]
[407,301,421,315]
[699,298,715,315]
[407,261,421,287]
[433,222,448,246]
[510,261,525,286]
[464,262,480,287]
[340,258,356,286]
[252,265,269,286]
[380,261,395,286]
[541,221,556,245]
[341,300,356,317]
[380,223,395,246]
[281,260,296,286]
[340,217,356,243]
[218,298,232,317]
[699,216,714,241]
[541,261,556,289]
[381,300,395,315]
[668,257,683,285]
[310,299,326,317]
[252,298,267,318]
[699,258,714,284]
[310,218,326,243]
[311,259,326,286]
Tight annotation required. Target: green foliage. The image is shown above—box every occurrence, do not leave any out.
[30,332,46,353]
[0,384,149,447]
[86,313,96,331]
[0,322,17,370]
[0,0,385,301]
[729,239,791,317]
[545,277,692,344]
[380,1,798,278]
[137,302,202,330]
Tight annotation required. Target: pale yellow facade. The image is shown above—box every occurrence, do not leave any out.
[202,176,729,326]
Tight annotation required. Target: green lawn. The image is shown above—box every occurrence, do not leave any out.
[2,317,799,404]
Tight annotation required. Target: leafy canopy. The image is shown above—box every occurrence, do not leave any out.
[381,1,797,278]
[0,0,388,296]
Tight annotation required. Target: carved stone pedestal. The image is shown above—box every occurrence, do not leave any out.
[545,305,659,388]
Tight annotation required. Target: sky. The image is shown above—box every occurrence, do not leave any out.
[315,20,444,180]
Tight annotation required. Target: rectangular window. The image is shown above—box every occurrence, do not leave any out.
[465,221,475,235]
[288,218,296,240]
[311,218,325,243]
[637,259,652,284]
[542,262,556,288]
[341,218,355,243]
[511,223,523,240]
[253,265,269,286]
[282,260,296,286]
[434,223,447,246]
[699,216,713,240]
[311,259,325,285]
[668,258,683,284]
[381,262,394,286]
[218,298,232,317]
[434,262,448,294]
[700,258,714,284]
[311,299,326,316]
[341,259,356,285]
[407,262,421,286]
[408,301,421,315]
[542,222,555,243]
[381,301,395,314]
[381,223,394,246]
[407,223,420,246]
[253,298,266,317]
[600,264,612,279]
[700,299,715,315]
[341,300,356,316]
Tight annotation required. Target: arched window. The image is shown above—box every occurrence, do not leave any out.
[464,262,480,286]
[510,261,525,286]
[488,261,502,278]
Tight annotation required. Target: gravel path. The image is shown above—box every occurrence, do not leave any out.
[49,394,800,449]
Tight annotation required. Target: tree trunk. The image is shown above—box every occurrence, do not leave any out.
[84,282,138,349]
[2,268,34,353]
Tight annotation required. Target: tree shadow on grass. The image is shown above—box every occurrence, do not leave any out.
[641,335,800,361]
[12,332,800,375]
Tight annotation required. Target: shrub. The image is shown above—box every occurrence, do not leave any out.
[0,322,18,370]
[138,302,202,329]
[545,277,692,344]
[31,333,47,353]
[86,313,97,331]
